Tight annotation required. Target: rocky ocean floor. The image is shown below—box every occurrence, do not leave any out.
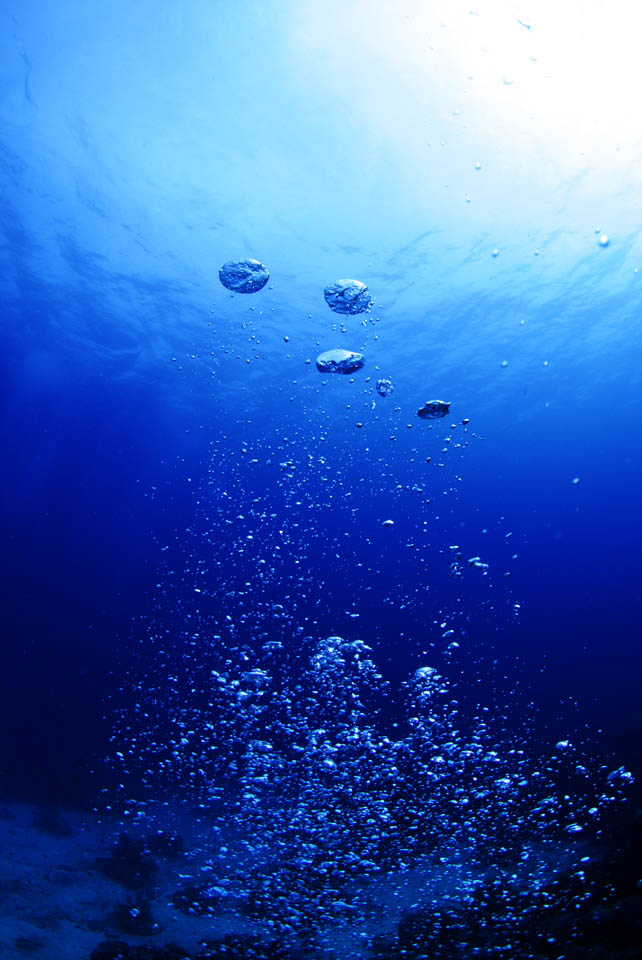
[1,798,641,960]
[0,801,254,960]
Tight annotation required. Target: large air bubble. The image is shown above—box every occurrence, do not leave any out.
[316,348,365,374]
[219,258,270,293]
[323,279,373,314]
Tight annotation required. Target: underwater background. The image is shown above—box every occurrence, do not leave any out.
[1,1,641,957]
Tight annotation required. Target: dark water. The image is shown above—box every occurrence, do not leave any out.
[1,2,641,958]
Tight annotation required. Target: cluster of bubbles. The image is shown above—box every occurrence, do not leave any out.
[219,259,451,421]
[104,259,636,958]
[109,593,633,956]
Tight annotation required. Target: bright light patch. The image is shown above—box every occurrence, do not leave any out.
[292,0,642,178]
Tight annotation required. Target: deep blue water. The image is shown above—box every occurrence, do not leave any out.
[1,2,641,958]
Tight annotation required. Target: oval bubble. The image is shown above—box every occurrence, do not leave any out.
[323,279,373,315]
[417,399,451,420]
[219,259,269,293]
[316,348,365,374]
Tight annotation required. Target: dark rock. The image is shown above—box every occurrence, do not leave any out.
[90,941,191,960]
[90,942,133,960]
[134,945,191,960]
[14,936,45,954]
[145,830,184,858]
[32,805,72,837]
[109,898,159,936]
[94,834,158,890]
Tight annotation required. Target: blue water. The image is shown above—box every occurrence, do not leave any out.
[1,2,641,958]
